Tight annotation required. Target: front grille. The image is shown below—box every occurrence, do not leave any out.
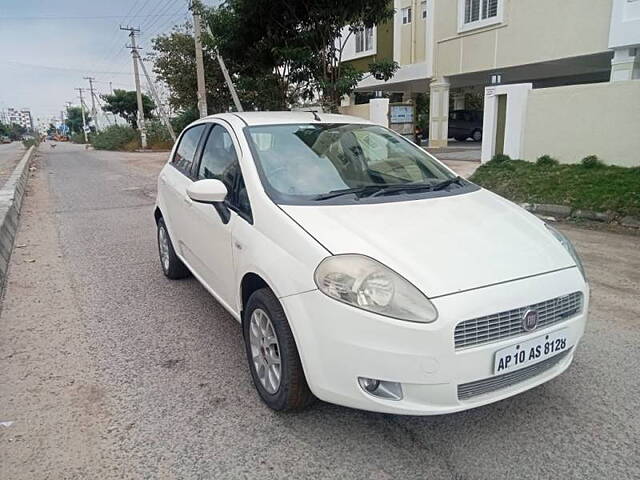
[457,348,572,400]
[454,292,583,350]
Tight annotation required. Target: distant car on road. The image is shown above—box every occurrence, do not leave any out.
[0,136,11,144]
[448,109,483,142]
[154,112,588,414]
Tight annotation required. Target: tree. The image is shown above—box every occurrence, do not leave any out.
[65,107,91,134]
[150,22,289,114]
[205,0,398,112]
[101,89,155,128]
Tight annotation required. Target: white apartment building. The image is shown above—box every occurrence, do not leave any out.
[7,108,34,131]
[340,0,640,166]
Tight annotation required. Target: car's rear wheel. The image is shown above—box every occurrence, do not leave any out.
[157,217,190,279]
[472,129,482,142]
[243,288,315,411]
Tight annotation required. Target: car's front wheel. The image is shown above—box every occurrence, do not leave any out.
[472,129,482,142]
[157,217,190,279]
[243,288,315,411]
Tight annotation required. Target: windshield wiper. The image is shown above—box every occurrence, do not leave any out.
[431,176,464,191]
[369,182,435,197]
[312,185,385,201]
[369,177,464,198]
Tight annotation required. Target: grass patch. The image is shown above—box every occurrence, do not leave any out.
[470,159,640,217]
[92,125,140,151]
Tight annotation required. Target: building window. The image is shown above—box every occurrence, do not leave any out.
[464,0,498,23]
[354,26,374,53]
[402,7,412,24]
[459,0,501,31]
[421,1,427,19]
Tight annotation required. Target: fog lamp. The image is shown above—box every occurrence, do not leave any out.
[358,377,403,401]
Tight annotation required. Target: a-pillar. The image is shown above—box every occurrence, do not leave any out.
[428,77,450,148]
[610,47,640,81]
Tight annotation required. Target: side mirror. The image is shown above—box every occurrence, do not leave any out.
[187,179,227,204]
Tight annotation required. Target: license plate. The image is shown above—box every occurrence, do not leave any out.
[494,329,570,374]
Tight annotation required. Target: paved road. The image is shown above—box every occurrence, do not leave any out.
[1,143,639,479]
[0,142,25,188]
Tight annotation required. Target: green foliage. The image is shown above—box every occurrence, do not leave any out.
[91,125,140,151]
[101,89,155,128]
[470,158,640,217]
[22,137,39,148]
[490,153,512,163]
[0,122,28,140]
[171,108,200,134]
[65,107,91,135]
[146,120,174,150]
[581,155,605,169]
[70,132,87,144]
[536,154,559,167]
[151,0,398,114]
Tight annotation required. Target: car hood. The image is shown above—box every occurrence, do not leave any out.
[281,189,576,298]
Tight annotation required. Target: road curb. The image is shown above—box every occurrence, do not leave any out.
[0,145,37,291]
[519,202,639,228]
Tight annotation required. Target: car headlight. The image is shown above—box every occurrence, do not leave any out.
[545,224,586,280]
[314,254,438,323]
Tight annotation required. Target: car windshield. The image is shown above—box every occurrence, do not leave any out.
[245,123,461,203]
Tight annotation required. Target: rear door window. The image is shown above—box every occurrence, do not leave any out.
[172,124,206,176]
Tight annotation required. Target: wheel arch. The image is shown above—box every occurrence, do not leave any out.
[154,206,162,224]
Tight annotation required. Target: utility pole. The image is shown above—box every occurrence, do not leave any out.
[84,76,99,130]
[120,25,147,149]
[206,25,243,112]
[74,88,88,142]
[190,1,208,118]
[135,54,176,141]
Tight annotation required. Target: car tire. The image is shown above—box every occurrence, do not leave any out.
[243,288,316,411]
[157,217,190,279]
[472,129,482,142]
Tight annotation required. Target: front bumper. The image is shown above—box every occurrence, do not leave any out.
[281,267,588,415]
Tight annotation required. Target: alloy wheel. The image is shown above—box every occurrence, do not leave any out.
[249,308,282,394]
[158,225,170,272]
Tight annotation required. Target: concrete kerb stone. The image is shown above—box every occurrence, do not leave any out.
[519,202,639,229]
[0,145,37,292]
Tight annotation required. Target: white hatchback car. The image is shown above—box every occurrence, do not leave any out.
[155,112,588,414]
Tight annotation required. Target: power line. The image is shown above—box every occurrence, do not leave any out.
[0,14,186,20]
[1,60,132,75]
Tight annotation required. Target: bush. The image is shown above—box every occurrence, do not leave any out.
[92,125,140,151]
[22,138,39,148]
[70,132,88,144]
[146,120,174,150]
[470,159,640,217]
[536,154,559,167]
[490,153,512,163]
[581,155,605,169]
[171,108,199,134]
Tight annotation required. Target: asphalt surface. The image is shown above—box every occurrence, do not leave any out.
[1,143,639,479]
[0,142,25,188]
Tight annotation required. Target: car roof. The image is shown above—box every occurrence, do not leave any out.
[202,111,375,126]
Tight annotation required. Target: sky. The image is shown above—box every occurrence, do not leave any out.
[0,0,217,127]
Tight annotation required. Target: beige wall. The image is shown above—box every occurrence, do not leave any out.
[339,104,370,120]
[522,81,640,167]
[434,0,613,77]
[398,0,427,65]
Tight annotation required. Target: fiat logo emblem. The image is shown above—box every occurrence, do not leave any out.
[522,309,539,331]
